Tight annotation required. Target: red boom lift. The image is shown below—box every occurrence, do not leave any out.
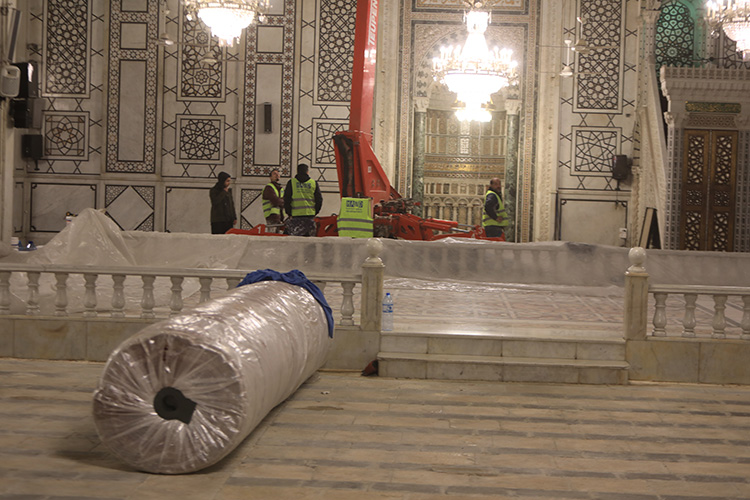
[235,0,502,241]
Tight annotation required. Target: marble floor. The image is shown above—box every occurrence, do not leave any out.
[369,279,747,340]
[2,358,750,499]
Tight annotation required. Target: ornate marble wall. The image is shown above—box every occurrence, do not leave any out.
[14,0,356,240]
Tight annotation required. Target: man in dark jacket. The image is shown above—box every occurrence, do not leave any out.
[284,163,323,236]
[209,171,236,234]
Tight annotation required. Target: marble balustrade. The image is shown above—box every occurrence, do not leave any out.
[0,264,364,328]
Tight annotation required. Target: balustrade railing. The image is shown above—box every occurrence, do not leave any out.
[0,265,371,329]
[624,247,750,341]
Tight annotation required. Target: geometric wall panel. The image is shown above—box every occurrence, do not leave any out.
[314,120,347,165]
[105,185,155,231]
[240,188,263,230]
[43,0,90,97]
[176,115,225,164]
[43,112,89,160]
[573,127,620,175]
[30,183,97,232]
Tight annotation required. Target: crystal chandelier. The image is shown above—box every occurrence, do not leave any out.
[183,0,270,46]
[433,9,518,122]
[706,0,750,59]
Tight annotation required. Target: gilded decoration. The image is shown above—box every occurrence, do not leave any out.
[414,0,525,10]
[685,102,741,113]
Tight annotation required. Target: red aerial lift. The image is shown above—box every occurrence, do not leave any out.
[234,0,502,241]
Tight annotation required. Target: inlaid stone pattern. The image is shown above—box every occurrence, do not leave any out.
[575,0,622,111]
[105,1,159,173]
[243,0,296,177]
[574,129,618,174]
[317,0,356,102]
[43,0,89,96]
[176,115,224,164]
[43,112,89,160]
[240,189,263,230]
[314,121,348,165]
[178,12,225,101]
[160,2,238,179]
[293,0,352,187]
[105,185,155,231]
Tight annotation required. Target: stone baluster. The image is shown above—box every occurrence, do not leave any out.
[54,272,69,317]
[340,281,355,326]
[170,276,184,316]
[111,274,126,318]
[624,247,649,340]
[199,277,212,303]
[741,296,750,340]
[226,277,241,290]
[681,293,697,338]
[360,238,385,331]
[711,294,728,339]
[83,273,97,317]
[26,271,41,315]
[141,275,156,319]
[652,293,668,337]
[0,271,10,314]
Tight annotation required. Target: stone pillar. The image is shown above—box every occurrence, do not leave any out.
[412,97,429,217]
[624,247,649,341]
[360,238,385,331]
[503,99,521,242]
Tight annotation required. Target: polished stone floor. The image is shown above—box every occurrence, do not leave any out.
[2,358,750,499]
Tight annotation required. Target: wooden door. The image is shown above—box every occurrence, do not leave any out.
[680,129,737,251]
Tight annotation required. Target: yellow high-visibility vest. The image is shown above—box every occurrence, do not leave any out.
[291,178,316,216]
[262,183,284,218]
[338,197,373,238]
[482,190,509,228]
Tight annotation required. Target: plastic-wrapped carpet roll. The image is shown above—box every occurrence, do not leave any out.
[92,280,331,474]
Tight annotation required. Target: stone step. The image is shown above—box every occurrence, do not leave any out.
[378,352,629,385]
[380,331,625,361]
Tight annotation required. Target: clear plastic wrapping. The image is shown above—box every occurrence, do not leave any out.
[92,280,331,474]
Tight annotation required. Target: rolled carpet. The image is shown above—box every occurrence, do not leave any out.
[92,280,331,474]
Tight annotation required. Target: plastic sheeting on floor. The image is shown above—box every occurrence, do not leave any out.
[92,280,331,474]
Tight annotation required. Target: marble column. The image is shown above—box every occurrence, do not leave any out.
[503,99,521,242]
[411,97,429,217]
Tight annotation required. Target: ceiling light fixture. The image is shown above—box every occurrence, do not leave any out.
[432,6,518,122]
[706,0,750,59]
[183,0,270,47]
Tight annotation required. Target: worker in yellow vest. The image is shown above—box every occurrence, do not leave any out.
[482,177,509,239]
[283,163,322,236]
[338,197,373,237]
[262,168,284,233]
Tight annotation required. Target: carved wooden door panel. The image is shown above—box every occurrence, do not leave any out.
[680,129,737,251]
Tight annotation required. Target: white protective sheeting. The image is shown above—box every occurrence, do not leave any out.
[92,280,331,474]
[4,208,750,288]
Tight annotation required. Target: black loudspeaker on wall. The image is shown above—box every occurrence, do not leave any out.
[263,102,272,133]
[612,155,632,181]
[21,134,43,160]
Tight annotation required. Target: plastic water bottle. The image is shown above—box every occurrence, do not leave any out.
[382,292,394,331]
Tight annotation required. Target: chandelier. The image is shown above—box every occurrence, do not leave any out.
[432,9,518,122]
[183,0,270,46]
[706,0,750,59]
